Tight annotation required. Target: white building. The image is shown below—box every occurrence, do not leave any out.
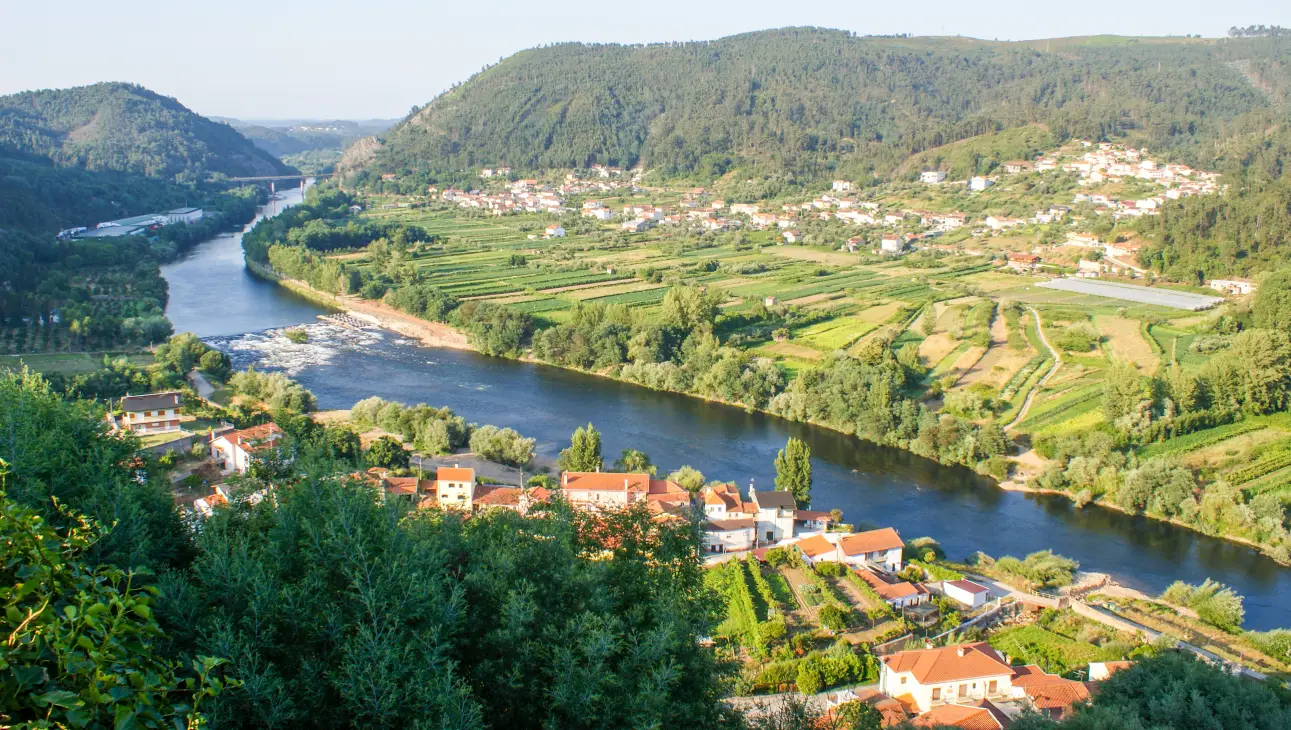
[585,208,613,221]
[211,423,283,475]
[1209,278,1257,296]
[435,466,476,511]
[878,643,1020,713]
[703,518,756,553]
[940,579,992,609]
[750,488,797,544]
[117,391,182,434]
[920,171,947,184]
[545,224,566,238]
[970,177,994,192]
[880,236,905,255]
[837,527,904,572]
[832,180,854,192]
[164,207,204,225]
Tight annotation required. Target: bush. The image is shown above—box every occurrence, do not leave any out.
[814,560,846,578]
[818,604,853,632]
[468,425,535,467]
[1161,579,1245,632]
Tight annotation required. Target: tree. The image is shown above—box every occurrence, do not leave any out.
[469,425,536,467]
[774,437,812,507]
[1103,360,1147,425]
[1253,268,1291,331]
[322,426,361,462]
[0,485,229,728]
[199,349,232,380]
[367,435,410,470]
[612,448,655,475]
[833,701,884,730]
[558,422,603,472]
[668,466,706,493]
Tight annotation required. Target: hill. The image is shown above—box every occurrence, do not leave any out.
[0,82,293,181]
[369,28,1290,180]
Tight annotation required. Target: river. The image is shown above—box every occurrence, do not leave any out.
[163,191,1291,631]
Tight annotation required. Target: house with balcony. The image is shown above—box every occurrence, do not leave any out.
[838,527,904,572]
[750,488,797,544]
[210,423,283,474]
[116,391,183,434]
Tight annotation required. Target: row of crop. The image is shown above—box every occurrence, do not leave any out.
[1228,450,1291,486]
[1000,355,1050,400]
[1018,383,1103,429]
[1137,420,1267,460]
[709,560,768,657]
[584,287,670,306]
[935,262,995,279]
[745,557,782,618]
[503,298,573,314]
[841,571,896,621]
[909,559,965,581]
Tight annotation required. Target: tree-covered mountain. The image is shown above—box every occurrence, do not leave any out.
[368,28,1291,181]
[0,82,293,182]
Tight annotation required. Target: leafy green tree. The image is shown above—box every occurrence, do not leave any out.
[160,465,736,729]
[199,349,232,380]
[612,448,656,475]
[558,422,603,472]
[833,701,884,730]
[469,425,536,467]
[322,426,361,462]
[668,466,706,493]
[0,483,230,728]
[1253,268,1291,331]
[1103,360,1148,425]
[774,437,812,507]
[366,435,410,470]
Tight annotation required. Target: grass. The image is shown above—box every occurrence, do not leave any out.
[0,351,153,376]
[988,625,1112,676]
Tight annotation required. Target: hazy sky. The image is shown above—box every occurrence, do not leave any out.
[4,0,1289,120]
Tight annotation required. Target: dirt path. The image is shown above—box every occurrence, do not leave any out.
[1004,308,1061,432]
[188,369,215,400]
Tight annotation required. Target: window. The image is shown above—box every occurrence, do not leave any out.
[931,688,940,701]
[958,684,967,697]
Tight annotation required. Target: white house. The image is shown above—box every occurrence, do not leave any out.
[621,219,650,232]
[1209,278,1257,296]
[117,391,182,434]
[838,527,904,572]
[794,534,840,565]
[920,171,947,184]
[782,230,802,244]
[435,466,476,511]
[210,423,283,475]
[703,518,756,553]
[560,471,689,512]
[879,643,1020,713]
[1077,259,1103,275]
[585,208,613,221]
[880,236,905,255]
[855,569,928,608]
[750,488,797,544]
[941,579,992,609]
[545,224,566,238]
[970,177,994,192]
[832,180,854,192]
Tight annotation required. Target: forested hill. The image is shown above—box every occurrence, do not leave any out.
[370,28,1289,180]
[0,82,293,182]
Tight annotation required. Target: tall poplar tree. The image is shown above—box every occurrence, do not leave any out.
[559,422,603,472]
[774,437,812,507]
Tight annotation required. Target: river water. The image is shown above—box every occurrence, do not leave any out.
[163,191,1291,631]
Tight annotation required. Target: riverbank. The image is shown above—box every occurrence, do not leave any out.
[248,263,471,350]
[254,263,1291,570]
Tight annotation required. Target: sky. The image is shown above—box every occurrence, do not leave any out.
[3,0,1290,120]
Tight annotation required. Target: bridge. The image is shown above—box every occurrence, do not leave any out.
[222,173,319,182]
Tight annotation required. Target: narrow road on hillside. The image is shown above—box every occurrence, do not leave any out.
[1004,308,1061,433]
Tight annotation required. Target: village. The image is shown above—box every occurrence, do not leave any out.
[106,384,1222,729]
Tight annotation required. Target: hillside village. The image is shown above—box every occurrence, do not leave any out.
[134,388,1256,729]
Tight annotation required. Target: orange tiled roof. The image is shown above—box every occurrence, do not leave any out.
[911,703,1002,729]
[855,569,921,600]
[383,477,431,497]
[849,688,910,727]
[795,509,831,521]
[796,534,837,558]
[947,579,991,595]
[881,642,1013,684]
[840,527,903,556]
[706,518,755,532]
[436,467,475,482]
[1011,665,1090,713]
[562,471,651,492]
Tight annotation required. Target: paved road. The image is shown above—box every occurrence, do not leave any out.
[188,369,216,400]
[1004,307,1061,433]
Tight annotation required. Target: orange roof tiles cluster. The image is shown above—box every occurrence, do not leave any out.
[561,471,653,492]
[854,569,923,601]
[839,527,903,556]
[1010,665,1090,715]
[880,643,1013,684]
[435,466,475,482]
[795,534,837,558]
[911,701,1006,729]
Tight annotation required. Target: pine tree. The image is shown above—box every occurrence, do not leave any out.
[774,437,812,507]
[558,422,603,472]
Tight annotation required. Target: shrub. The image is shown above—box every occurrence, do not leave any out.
[818,604,853,632]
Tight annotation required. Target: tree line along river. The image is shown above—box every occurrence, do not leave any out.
[161,188,1291,631]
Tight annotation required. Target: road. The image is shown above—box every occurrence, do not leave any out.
[1004,307,1061,432]
[188,369,216,400]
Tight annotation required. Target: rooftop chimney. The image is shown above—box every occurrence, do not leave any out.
[957,647,966,657]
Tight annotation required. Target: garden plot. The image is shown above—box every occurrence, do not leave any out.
[564,280,662,301]
[758,341,824,361]
[962,314,1035,388]
[795,316,877,352]
[767,247,859,266]
[1095,315,1159,373]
